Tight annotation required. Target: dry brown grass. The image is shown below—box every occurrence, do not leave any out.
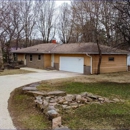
[0,69,32,76]
[74,71,130,83]
[40,71,130,87]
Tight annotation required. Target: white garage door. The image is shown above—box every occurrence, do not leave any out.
[127,56,130,65]
[60,57,84,73]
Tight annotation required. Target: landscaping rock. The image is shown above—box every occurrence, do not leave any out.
[47,105,56,111]
[26,91,46,97]
[58,98,65,104]
[70,102,78,106]
[65,95,73,102]
[71,105,78,109]
[70,102,78,109]
[63,101,69,105]
[104,98,110,103]
[113,98,120,102]
[46,96,51,101]
[34,99,42,105]
[88,94,98,99]
[23,86,37,91]
[48,91,66,96]
[80,97,87,103]
[120,99,125,102]
[39,104,44,110]
[76,95,82,102]
[86,97,93,102]
[43,100,49,108]
[49,102,57,106]
[62,105,68,109]
[65,106,71,109]
[54,126,71,130]
[54,127,70,130]
[52,116,62,129]
[50,99,57,103]
[86,92,93,97]
[80,92,88,97]
[35,96,43,100]
[98,97,104,101]
[47,110,58,119]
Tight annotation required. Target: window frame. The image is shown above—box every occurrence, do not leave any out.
[38,54,41,60]
[108,57,114,61]
[30,54,33,61]
[14,54,17,61]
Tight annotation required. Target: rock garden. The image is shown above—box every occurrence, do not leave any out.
[22,82,125,130]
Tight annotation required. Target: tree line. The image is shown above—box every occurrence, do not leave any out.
[0,0,130,62]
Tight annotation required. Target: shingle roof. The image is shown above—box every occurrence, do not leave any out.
[13,43,57,54]
[12,42,128,54]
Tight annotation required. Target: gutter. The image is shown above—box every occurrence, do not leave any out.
[86,53,92,74]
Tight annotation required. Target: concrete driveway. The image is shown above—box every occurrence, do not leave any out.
[0,68,80,129]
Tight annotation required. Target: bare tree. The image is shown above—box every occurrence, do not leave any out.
[0,1,18,62]
[35,0,56,43]
[113,0,130,48]
[22,0,36,47]
[58,3,74,43]
[10,1,25,50]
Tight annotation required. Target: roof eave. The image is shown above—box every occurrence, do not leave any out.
[13,51,128,55]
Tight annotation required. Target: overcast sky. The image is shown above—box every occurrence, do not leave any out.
[56,0,70,6]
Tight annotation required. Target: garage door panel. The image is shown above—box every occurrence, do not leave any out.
[60,57,84,73]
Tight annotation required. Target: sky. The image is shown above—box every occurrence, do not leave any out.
[56,0,70,6]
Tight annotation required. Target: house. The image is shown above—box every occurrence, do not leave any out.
[12,42,128,74]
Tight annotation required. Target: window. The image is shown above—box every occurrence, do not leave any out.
[14,54,17,61]
[108,57,114,61]
[38,55,41,60]
[30,54,32,61]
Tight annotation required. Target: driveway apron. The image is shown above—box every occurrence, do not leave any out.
[0,70,79,129]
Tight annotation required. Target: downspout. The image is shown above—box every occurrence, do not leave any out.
[86,53,92,74]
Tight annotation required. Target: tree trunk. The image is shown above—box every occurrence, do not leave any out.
[97,39,102,74]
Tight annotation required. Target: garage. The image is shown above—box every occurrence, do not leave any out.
[60,57,84,73]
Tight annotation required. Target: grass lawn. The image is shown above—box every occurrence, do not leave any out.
[9,80,130,129]
[0,69,32,76]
